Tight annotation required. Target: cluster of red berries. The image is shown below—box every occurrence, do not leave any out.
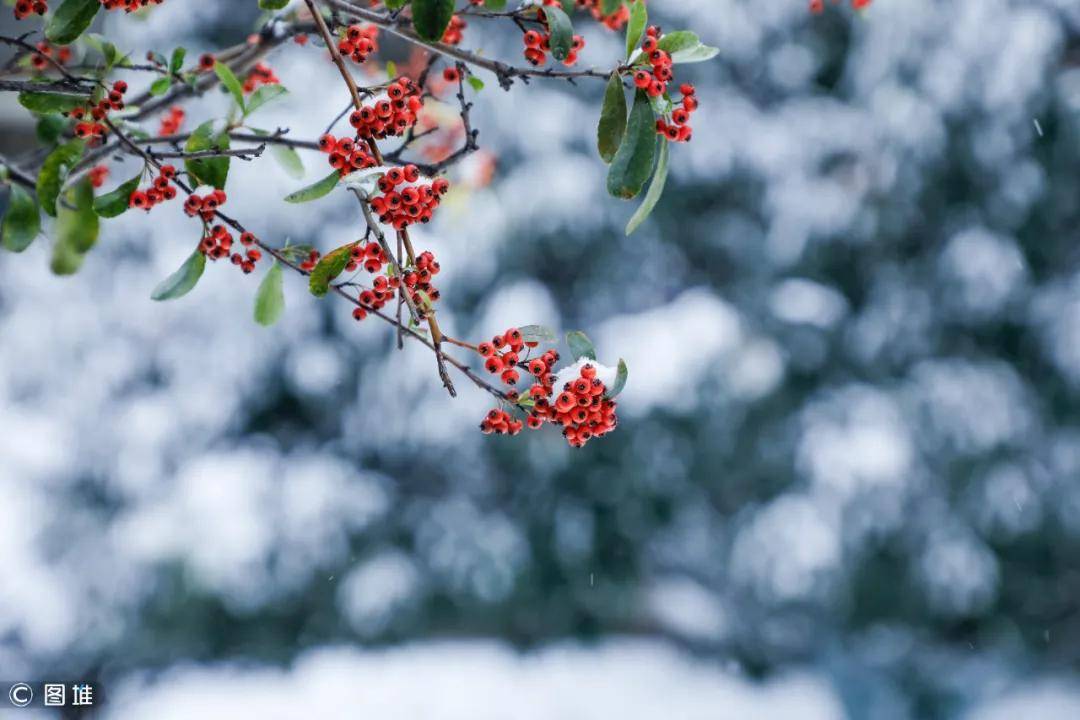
[70,80,128,144]
[350,249,441,322]
[338,23,379,64]
[30,42,71,70]
[631,26,675,98]
[655,84,696,143]
[297,247,321,272]
[88,165,109,189]
[442,15,466,46]
[369,165,450,231]
[479,408,524,436]
[348,77,423,140]
[810,0,871,12]
[243,62,279,94]
[477,327,536,386]
[158,105,185,135]
[13,0,46,20]
[576,0,633,31]
[182,188,227,223]
[521,8,585,67]
[316,133,377,178]
[199,225,262,273]
[534,363,618,447]
[129,164,179,211]
[99,0,165,10]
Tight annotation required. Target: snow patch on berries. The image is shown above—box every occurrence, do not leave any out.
[554,358,617,392]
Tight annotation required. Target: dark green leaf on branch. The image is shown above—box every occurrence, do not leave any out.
[151,250,206,301]
[2,185,41,253]
[606,91,656,199]
[598,72,628,163]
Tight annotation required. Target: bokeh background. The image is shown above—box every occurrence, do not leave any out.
[2,0,1080,717]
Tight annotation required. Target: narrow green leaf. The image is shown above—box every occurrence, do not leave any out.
[271,144,305,179]
[46,0,101,45]
[543,5,574,62]
[259,0,290,8]
[670,43,720,64]
[607,359,628,398]
[214,62,246,112]
[606,91,656,200]
[467,76,485,92]
[254,260,285,325]
[185,120,230,190]
[600,0,623,14]
[93,170,141,218]
[169,46,187,74]
[308,243,354,297]
[625,0,648,60]
[597,72,627,164]
[50,234,85,275]
[284,170,339,203]
[37,140,84,217]
[151,250,206,301]
[18,91,88,114]
[56,177,99,253]
[244,84,287,117]
[566,331,597,361]
[36,114,67,145]
[625,137,668,235]
[1,185,41,252]
[149,77,172,96]
[484,0,508,8]
[656,30,699,55]
[412,0,455,42]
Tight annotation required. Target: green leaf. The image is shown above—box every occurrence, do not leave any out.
[56,177,99,253]
[35,114,67,145]
[656,30,699,55]
[607,358,628,398]
[519,324,558,343]
[149,77,172,96]
[284,170,339,203]
[625,137,668,235]
[411,0,455,42]
[271,144,305,179]
[606,91,656,199]
[244,84,287,117]
[467,76,485,92]
[254,260,285,325]
[670,43,719,64]
[600,0,623,14]
[214,62,246,112]
[385,60,398,78]
[259,0,290,9]
[485,0,507,8]
[185,120,230,190]
[18,91,88,114]
[46,0,101,45]
[385,0,409,9]
[169,46,187,74]
[308,242,354,297]
[597,72,627,164]
[566,331,597,361]
[543,5,574,62]
[1,185,41,253]
[624,0,647,60]
[37,140,84,217]
[50,234,85,275]
[151,250,206,301]
[93,170,141,218]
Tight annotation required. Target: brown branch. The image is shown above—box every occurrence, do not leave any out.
[101,115,502,402]
[306,0,457,397]
[325,0,614,90]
